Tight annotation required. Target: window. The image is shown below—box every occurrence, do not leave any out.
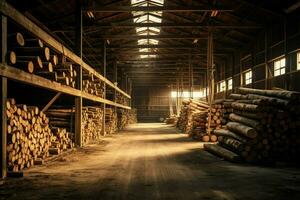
[171,91,206,98]
[274,57,286,77]
[220,81,226,92]
[227,78,233,90]
[243,70,252,85]
[297,52,300,70]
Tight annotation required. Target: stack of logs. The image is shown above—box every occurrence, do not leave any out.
[6,99,74,172]
[105,108,117,134]
[50,127,74,155]
[82,106,103,144]
[128,108,137,124]
[205,87,300,164]
[116,92,128,106]
[117,109,128,130]
[82,73,105,98]
[7,32,76,88]
[45,108,75,132]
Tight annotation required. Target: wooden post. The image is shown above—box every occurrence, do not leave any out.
[207,30,214,135]
[75,1,83,147]
[114,61,117,113]
[102,40,106,136]
[0,15,7,178]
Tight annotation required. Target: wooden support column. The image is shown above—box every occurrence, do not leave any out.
[0,15,7,178]
[207,30,214,135]
[102,40,106,136]
[75,1,83,147]
[113,61,117,113]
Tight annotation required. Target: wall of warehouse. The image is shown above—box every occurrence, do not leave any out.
[215,12,300,99]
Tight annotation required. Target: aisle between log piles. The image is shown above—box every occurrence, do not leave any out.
[0,123,299,200]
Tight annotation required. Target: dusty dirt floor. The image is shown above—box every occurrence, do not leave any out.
[0,123,300,200]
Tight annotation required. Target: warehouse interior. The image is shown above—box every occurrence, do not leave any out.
[0,0,300,199]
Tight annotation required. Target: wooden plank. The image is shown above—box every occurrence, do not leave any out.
[0,1,131,99]
[0,15,7,178]
[41,92,62,113]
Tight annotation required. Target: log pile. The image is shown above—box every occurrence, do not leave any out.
[206,87,300,164]
[45,108,75,132]
[128,108,137,124]
[7,32,76,88]
[116,92,128,106]
[117,109,128,130]
[82,73,105,98]
[82,106,103,144]
[6,99,74,172]
[165,115,178,125]
[50,127,74,154]
[105,108,117,134]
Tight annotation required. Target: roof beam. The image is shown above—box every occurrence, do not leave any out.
[84,6,233,12]
[100,35,207,40]
[86,23,261,28]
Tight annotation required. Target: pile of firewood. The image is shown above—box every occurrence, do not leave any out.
[6,99,75,172]
[49,127,74,155]
[82,106,103,144]
[105,108,117,134]
[6,99,51,172]
[205,87,300,164]
[128,108,137,124]
[82,73,105,98]
[116,92,128,105]
[117,109,128,130]
[7,32,76,88]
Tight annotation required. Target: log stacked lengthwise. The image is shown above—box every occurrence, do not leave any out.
[116,92,128,106]
[205,87,300,164]
[82,107,103,144]
[6,99,74,172]
[105,108,117,134]
[7,32,76,88]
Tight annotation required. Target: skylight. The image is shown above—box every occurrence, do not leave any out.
[131,0,164,59]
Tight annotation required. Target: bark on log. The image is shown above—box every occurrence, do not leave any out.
[226,122,257,139]
[229,113,261,130]
[238,87,300,100]
[214,129,248,143]
[204,144,241,162]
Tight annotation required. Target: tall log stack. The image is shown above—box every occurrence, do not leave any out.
[82,106,103,144]
[117,109,129,130]
[7,32,76,88]
[205,87,300,164]
[6,99,74,172]
[128,108,137,124]
[105,108,117,134]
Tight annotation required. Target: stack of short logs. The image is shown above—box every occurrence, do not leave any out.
[128,108,137,124]
[116,92,128,106]
[7,32,76,88]
[82,73,105,98]
[82,106,103,144]
[105,108,117,134]
[6,99,74,172]
[205,87,300,165]
[117,109,129,130]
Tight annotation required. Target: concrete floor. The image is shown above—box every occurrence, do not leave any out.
[0,123,300,200]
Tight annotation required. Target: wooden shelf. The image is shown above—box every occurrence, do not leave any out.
[0,1,131,100]
[0,64,131,109]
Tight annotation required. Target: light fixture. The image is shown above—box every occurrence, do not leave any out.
[193,38,198,44]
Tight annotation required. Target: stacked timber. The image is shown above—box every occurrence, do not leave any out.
[117,109,129,130]
[177,99,209,140]
[116,92,128,106]
[45,108,75,132]
[6,99,51,172]
[7,32,76,88]
[105,108,117,134]
[165,115,178,125]
[82,106,103,144]
[205,87,300,164]
[82,76,105,98]
[50,127,74,154]
[128,108,137,124]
